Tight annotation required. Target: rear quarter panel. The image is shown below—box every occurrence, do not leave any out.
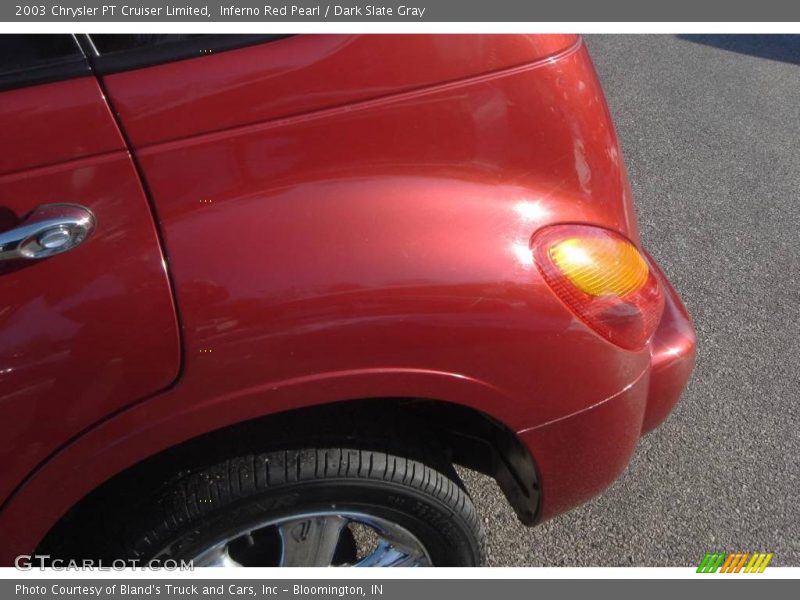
[124,35,647,430]
[0,35,650,560]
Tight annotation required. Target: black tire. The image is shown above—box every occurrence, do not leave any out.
[116,447,485,567]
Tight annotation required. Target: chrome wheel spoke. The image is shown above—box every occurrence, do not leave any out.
[183,510,432,567]
[191,542,243,567]
[277,515,348,567]
[355,540,430,567]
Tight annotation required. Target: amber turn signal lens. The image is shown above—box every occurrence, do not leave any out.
[548,236,650,297]
[533,225,664,350]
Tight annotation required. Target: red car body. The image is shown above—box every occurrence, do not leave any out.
[0,34,695,565]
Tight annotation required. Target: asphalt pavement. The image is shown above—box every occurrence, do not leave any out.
[459,34,800,567]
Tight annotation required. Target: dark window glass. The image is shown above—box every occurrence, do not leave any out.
[90,34,208,55]
[85,34,290,74]
[0,34,84,75]
[0,35,88,91]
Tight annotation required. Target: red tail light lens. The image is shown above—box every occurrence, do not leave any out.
[532,225,664,350]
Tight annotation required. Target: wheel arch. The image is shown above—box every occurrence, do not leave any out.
[36,397,540,559]
[0,362,549,566]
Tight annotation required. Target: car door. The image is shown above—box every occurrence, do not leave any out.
[0,35,181,504]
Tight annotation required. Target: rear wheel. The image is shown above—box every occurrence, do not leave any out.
[118,447,485,567]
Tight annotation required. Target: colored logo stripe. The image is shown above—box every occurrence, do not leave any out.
[719,553,748,573]
[697,553,726,573]
[745,553,773,573]
[697,552,773,573]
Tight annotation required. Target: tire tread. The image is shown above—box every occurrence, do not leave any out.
[122,446,485,565]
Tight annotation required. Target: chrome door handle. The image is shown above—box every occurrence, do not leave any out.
[0,203,96,261]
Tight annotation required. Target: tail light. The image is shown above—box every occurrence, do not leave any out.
[532,224,664,350]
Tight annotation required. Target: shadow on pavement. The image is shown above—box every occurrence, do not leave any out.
[677,34,800,65]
